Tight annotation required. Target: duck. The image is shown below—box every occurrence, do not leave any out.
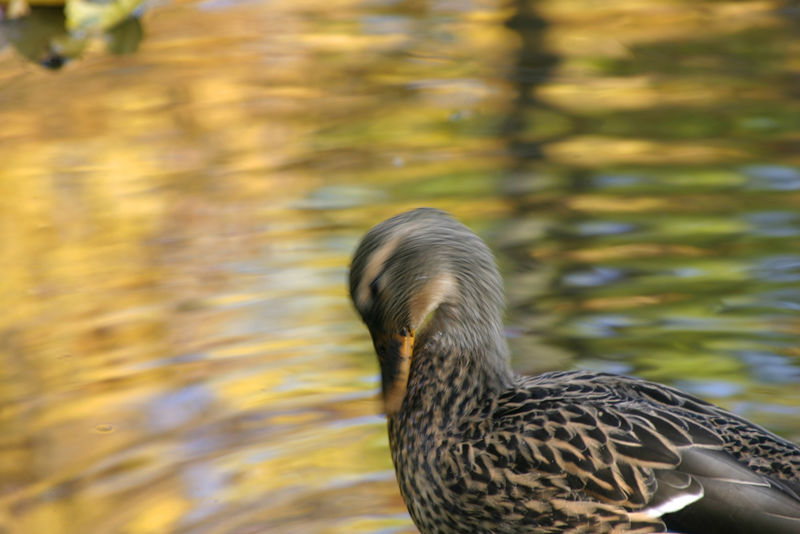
[348,207,800,534]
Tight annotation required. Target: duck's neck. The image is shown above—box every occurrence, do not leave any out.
[399,312,514,422]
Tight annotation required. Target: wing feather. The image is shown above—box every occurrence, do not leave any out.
[464,371,800,532]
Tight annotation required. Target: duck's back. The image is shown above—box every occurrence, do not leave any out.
[508,370,800,485]
[391,370,800,534]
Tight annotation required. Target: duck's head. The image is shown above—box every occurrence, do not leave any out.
[349,208,508,415]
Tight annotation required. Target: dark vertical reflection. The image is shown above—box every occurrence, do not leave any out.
[501,0,560,163]
[496,0,572,373]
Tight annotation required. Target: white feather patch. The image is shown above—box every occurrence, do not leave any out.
[641,486,704,517]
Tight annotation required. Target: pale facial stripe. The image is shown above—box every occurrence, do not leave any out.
[355,232,405,311]
[409,273,456,329]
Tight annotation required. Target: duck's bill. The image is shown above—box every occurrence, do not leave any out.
[372,327,415,415]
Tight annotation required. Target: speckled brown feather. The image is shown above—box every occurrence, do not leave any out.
[349,208,800,534]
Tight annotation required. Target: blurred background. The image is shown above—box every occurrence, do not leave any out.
[2,0,800,532]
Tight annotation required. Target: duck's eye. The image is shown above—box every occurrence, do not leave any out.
[369,269,386,300]
[369,275,381,298]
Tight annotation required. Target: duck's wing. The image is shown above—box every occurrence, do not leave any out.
[659,447,800,534]
[580,372,800,484]
[449,373,800,533]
